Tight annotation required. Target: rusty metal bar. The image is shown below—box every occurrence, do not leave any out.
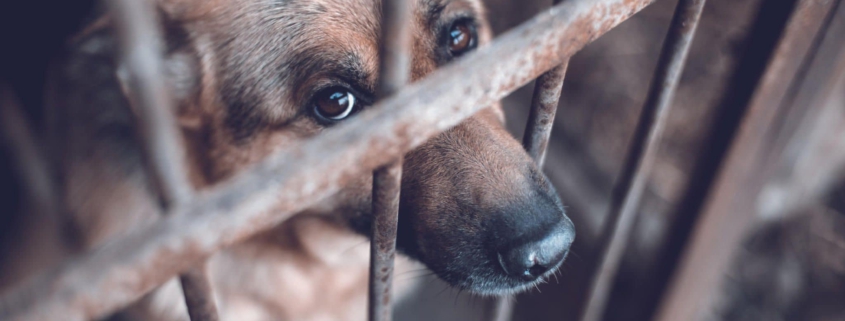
[178,268,219,321]
[0,1,656,319]
[654,1,843,320]
[522,62,568,167]
[368,161,404,321]
[578,1,707,321]
[107,0,219,320]
[490,3,572,321]
[368,0,412,320]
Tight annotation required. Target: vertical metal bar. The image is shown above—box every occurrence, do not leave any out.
[493,63,568,320]
[492,2,570,321]
[578,1,707,321]
[499,64,567,321]
[179,267,219,321]
[106,0,219,320]
[523,62,569,167]
[369,0,412,321]
[368,161,404,321]
[654,1,843,320]
[0,1,659,319]
[487,298,515,321]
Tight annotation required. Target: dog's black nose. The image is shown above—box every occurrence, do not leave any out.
[497,219,574,281]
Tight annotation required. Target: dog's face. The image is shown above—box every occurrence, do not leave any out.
[156,0,574,295]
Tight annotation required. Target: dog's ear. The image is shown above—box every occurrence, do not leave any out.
[115,1,207,130]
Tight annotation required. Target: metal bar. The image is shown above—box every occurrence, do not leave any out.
[492,2,572,319]
[0,1,656,319]
[758,0,845,220]
[760,59,845,218]
[762,80,845,219]
[108,0,190,206]
[368,161,403,321]
[578,1,708,321]
[107,0,219,320]
[522,0,570,168]
[376,0,412,98]
[654,1,843,320]
[523,62,568,168]
[487,298,515,321]
[368,0,412,320]
[178,268,219,321]
[636,0,827,319]
[0,84,59,219]
[497,64,568,321]
[490,62,566,321]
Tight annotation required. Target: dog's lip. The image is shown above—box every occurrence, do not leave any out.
[445,256,565,296]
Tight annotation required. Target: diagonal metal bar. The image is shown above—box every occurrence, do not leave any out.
[654,1,844,320]
[577,1,708,321]
[0,1,656,319]
[758,0,845,220]
[0,85,59,220]
[368,0,412,320]
[107,0,219,320]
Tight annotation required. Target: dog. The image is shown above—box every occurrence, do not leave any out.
[11,0,576,319]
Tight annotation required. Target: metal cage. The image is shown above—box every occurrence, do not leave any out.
[1,0,844,320]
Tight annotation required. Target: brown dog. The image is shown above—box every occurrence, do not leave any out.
[27,0,576,319]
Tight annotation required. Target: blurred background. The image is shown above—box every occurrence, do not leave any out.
[2,0,844,320]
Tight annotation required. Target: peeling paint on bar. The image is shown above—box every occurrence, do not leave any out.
[0,0,656,320]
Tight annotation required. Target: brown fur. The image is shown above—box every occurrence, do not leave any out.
[7,0,575,319]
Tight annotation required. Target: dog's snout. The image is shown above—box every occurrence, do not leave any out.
[398,111,577,293]
[497,219,574,281]
[485,174,575,283]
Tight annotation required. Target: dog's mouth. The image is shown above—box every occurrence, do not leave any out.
[435,248,570,296]
[396,221,574,296]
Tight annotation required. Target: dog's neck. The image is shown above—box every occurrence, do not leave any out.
[127,214,421,321]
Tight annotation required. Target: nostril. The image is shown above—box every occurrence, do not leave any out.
[498,250,543,281]
[496,220,574,282]
[528,263,547,278]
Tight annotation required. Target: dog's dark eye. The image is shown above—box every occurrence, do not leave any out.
[313,87,359,122]
[448,19,477,56]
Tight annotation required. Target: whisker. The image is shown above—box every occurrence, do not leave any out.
[338,239,369,256]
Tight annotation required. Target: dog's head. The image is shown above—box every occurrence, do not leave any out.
[147,0,574,295]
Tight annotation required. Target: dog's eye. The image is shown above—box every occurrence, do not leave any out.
[313,87,358,122]
[448,19,477,56]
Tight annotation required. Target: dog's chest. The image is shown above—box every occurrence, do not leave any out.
[139,216,421,321]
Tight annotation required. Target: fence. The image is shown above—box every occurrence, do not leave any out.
[1,0,844,320]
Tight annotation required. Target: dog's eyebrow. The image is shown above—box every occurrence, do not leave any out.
[335,52,372,91]
[425,0,453,24]
[289,49,374,96]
